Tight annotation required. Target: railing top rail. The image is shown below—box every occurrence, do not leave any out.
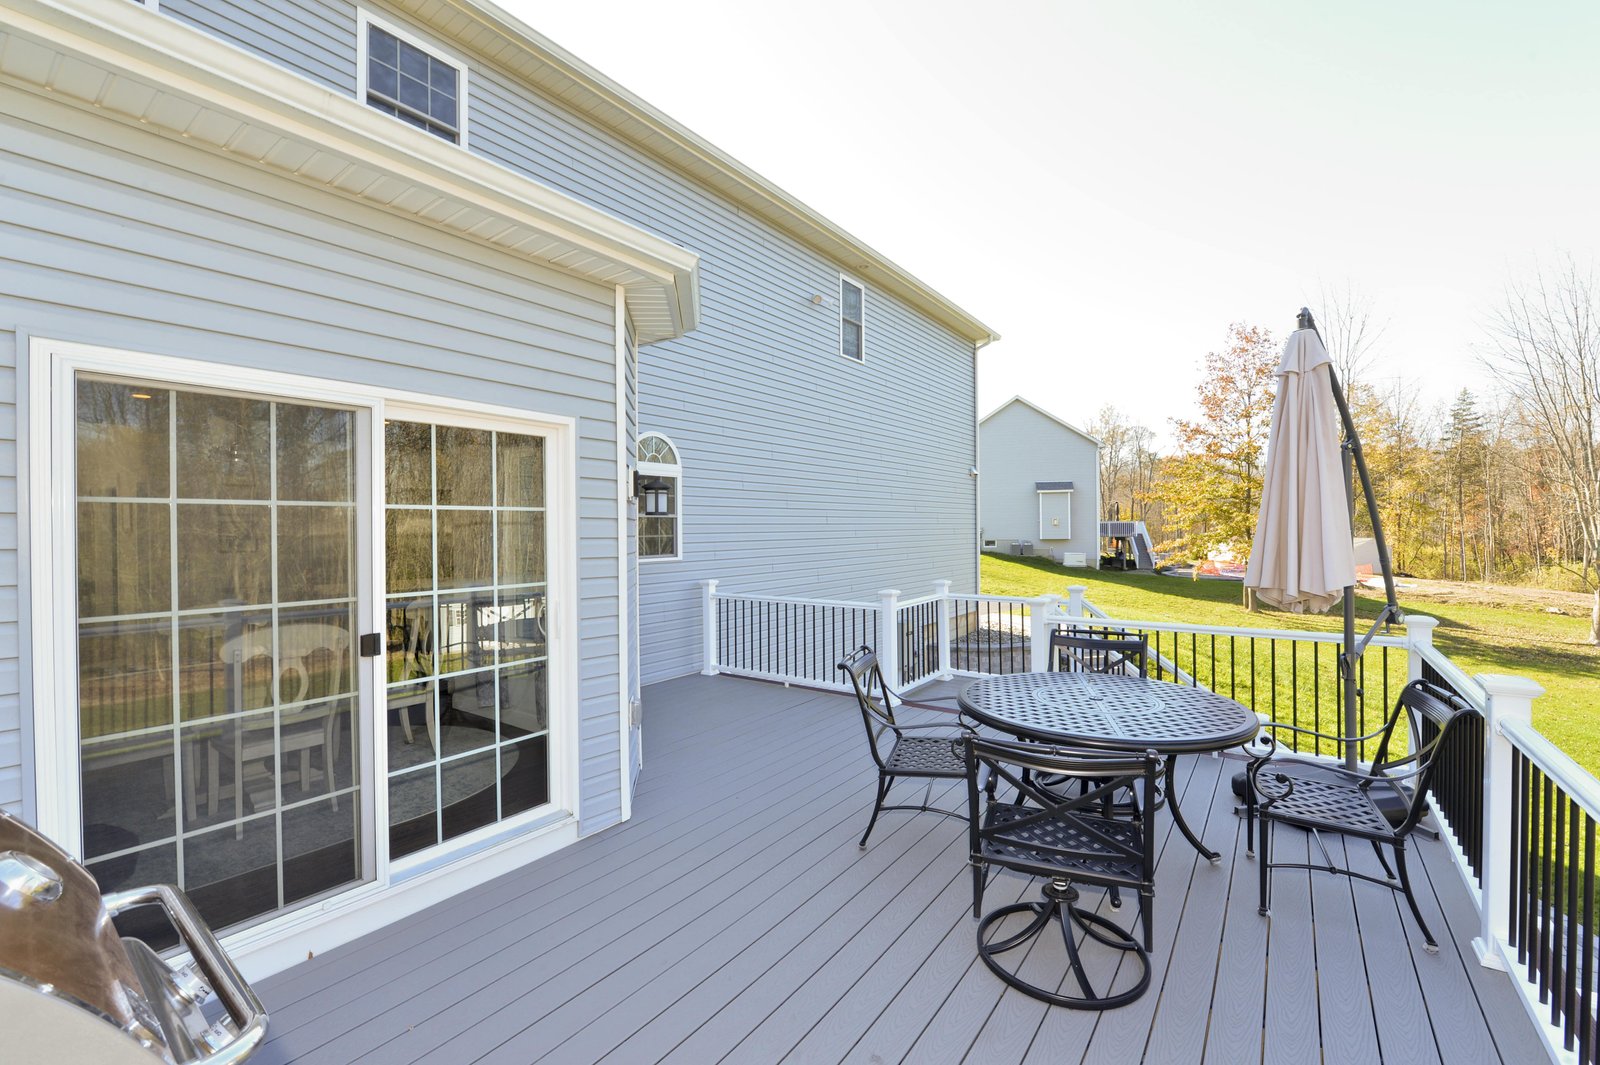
[1414,643,1488,709]
[1055,610,1410,648]
[711,592,878,610]
[947,593,1054,604]
[894,594,942,610]
[1502,716,1600,822]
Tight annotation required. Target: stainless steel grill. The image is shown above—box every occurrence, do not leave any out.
[0,812,267,1064]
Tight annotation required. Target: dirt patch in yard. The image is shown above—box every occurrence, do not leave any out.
[1382,577,1594,617]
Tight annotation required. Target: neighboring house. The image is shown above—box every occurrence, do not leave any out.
[979,397,1101,567]
[0,0,993,977]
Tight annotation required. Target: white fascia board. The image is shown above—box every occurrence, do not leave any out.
[979,395,1103,446]
[0,0,700,343]
[404,0,997,346]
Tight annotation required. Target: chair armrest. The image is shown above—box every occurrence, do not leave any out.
[891,721,976,736]
[1257,719,1391,746]
[899,696,963,713]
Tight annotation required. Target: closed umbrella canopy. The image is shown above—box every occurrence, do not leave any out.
[1244,326,1356,613]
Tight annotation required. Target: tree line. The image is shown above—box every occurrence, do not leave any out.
[1089,265,1600,643]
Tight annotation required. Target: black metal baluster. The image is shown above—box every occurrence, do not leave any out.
[1567,803,1582,1044]
[1291,643,1300,752]
[1229,635,1236,701]
[1543,771,1556,1002]
[1553,792,1568,1019]
[1581,816,1596,1063]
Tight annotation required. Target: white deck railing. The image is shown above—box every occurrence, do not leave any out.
[698,576,1592,1063]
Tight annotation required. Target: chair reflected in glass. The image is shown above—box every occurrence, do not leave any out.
[963,735,1160,1009]
[195,619,351,832]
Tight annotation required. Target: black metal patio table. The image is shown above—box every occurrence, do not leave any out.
[958,671,1260,862]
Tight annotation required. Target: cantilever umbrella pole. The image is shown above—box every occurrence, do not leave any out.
[1302,309,1403,768]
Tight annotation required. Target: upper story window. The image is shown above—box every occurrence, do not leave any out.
[360,11,467,145]
[840,275,865,361]
[636,433,682,561]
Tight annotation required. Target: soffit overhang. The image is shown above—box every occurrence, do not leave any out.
[0,0,701,344]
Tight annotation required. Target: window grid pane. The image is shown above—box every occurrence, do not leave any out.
[385,423,551,857]
[366,24,461,143]
[74,378,362,942]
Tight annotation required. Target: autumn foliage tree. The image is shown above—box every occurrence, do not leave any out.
[1152,324,1278,561]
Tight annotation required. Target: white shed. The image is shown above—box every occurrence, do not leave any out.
[979,397,1102,567]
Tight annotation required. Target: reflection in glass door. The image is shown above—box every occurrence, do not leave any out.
[74,377,367,937]
[384,420,551,859]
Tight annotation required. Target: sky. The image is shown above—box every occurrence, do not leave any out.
[503,0,1600,444]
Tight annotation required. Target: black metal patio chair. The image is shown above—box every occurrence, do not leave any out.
[1045,629,1156,812]
[1247,678,1475,952]
[838,646,974,848]
[1048,630,1147,677]
[963,735,1160,1009]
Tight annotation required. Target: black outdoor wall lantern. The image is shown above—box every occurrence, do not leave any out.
[634,470,671,515]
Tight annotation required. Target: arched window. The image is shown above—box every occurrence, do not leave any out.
[636,432,682,560]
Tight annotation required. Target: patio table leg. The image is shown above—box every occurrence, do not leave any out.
[1165,757,1221,863]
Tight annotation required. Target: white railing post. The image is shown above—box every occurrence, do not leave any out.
[878,589,901,690]
[1472,671,1543,971]
[698,579,719,676]
[1406,614,1437,684]
[933,580,953,680]
[1064,584,1086,622]
[1028,595,1058,672]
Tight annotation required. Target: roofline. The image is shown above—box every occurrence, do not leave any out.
[409,0,999,347]
[980,396,1103,446]
[6,0,701,344]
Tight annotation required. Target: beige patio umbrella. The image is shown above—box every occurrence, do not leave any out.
[1244,322,1355,613]
[1246,309,1402,769]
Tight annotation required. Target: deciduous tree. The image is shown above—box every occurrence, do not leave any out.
[1151,323,1278,561]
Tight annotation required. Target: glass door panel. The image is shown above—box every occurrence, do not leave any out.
[74,377,368,939]
[384,420,551,859]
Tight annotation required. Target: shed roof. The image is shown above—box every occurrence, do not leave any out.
[981,396,1102,446]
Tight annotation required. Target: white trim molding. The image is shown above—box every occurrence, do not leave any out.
[379,0,996,345]
[0,0,699,343]
[1037,488,1073,542]
[839,273,866,363]
[27,336,585,977]
[636,431,683,563]
[981,396,1102,447]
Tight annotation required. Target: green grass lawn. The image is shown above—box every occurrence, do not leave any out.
[982,553,1600,772]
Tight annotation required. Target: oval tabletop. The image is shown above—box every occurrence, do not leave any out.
[958,672,1260,755]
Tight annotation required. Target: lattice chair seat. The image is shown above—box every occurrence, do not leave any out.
[1246,679,1477,953]
[885,735,968,777]
[981,802,1143,883]
[1251,766,1399,837]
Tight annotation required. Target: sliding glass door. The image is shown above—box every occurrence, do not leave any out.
[74,377,368,935]
[67,372,558,940]
[382,419,551,860]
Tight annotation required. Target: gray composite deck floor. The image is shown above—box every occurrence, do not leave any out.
[252,674,1544,1065]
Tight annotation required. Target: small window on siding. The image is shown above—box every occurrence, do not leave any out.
[840,276,865,361]
[360,12,466,145]
[637,433,682,561]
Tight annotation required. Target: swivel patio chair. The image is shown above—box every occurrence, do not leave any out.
[1247,678,1474,952]
[963,735,1160,1009]
[838,646,973,849]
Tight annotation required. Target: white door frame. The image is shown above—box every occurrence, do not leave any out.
[26,336,581,959]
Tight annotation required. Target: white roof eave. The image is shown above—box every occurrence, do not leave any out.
[1,0,701,344]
